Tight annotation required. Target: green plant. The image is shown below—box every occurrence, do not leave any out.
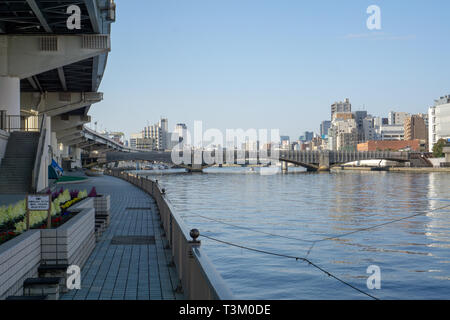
[433,139,447,158]
[11,189,88,235]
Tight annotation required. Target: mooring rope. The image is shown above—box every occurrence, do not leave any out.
[201,233,380,300]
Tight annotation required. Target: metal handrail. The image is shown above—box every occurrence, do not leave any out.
[31,115,47,193]
[0,110,41,132]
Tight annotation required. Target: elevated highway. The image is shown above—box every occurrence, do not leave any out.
[0,0,116,192]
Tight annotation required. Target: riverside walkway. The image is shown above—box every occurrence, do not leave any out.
[58,174,184,300]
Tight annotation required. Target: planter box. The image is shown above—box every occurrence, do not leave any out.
[0,197,98,300]
[93,195,110,215]
[0,230,41,300]
[40,207,95,268]
[70,197,94,211]
[72,195,110,216]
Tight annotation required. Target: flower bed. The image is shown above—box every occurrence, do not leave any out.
[0,188,89,245]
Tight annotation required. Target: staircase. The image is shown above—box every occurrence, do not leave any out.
[0,132,40,194]
[409,153,433,168]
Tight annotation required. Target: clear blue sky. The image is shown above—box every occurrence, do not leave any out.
[90,0,450,140]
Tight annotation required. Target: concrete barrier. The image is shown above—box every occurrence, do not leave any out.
[0,230,41,299]
[105,169,233,300]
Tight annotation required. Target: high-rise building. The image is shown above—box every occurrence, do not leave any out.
[331,98,351,119]
[362,116,377,141]
[354,111,368,142]
[159,118,168,133]
[174,123,188,143]
[388,111,410,125]
[328,118,358,151]
[404,115,428,150]
[320,121,331,137]
[429,95,450,152]
[129,132,143,149]
[299,131,314,142]
[280,136,290,149]
[143,118,171,150]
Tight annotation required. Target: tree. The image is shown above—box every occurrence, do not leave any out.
[432,139,447,158]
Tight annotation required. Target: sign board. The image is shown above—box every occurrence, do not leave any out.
[26,194,52,230]
[27,195,50,211]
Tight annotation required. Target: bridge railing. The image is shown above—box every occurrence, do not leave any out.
[105,169,234,300]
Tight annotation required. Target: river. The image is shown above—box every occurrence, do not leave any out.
[136,168,450,300]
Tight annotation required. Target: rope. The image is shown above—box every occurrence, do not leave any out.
[201,233,380,300]
[314,203,450,243]
[182,203,450,253]
[184,213,315,243]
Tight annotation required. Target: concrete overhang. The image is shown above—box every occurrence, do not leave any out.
[0,35,111,79]
[21,92,103,117]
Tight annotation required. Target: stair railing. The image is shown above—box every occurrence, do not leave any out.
[31,115,47,193]
[0,110,40,132]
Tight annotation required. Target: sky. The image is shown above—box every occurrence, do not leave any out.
[89,0,450,141]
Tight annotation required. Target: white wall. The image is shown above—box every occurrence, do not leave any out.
[429,158,445,168]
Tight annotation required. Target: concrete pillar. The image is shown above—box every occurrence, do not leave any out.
[69,147,82,169]
[281,161,288,173]
[0,76,20,116]
[51,131,61,164]
[319,151,330,171]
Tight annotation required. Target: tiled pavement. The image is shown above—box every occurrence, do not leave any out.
[58,174,184,300]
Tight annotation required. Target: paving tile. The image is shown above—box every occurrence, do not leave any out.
[58,175,185,300]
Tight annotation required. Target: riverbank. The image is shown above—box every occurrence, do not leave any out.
[331,166,450,173]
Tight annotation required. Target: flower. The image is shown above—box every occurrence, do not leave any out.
[88,187,97,197]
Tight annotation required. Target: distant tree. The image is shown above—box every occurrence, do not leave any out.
[432,139,447,158]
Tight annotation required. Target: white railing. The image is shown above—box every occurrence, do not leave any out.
[31,116,47,193]
[105,169,234,300]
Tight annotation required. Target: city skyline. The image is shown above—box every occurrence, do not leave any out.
[90,0,450,140]
[102,94,442,147]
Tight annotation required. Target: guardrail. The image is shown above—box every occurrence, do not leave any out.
[105,169,234,300]
[0,111,41,132]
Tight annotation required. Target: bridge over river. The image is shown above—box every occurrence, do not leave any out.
[105,150,411,172]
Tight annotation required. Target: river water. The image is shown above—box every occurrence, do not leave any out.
[137,168,450,300]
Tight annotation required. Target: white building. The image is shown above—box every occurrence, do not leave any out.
[143,118,170,150]
[129,132,143,149]
[379,124,405,140]
[429,95,450,152]
[173,123,188,146]
[328,118,358,151]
